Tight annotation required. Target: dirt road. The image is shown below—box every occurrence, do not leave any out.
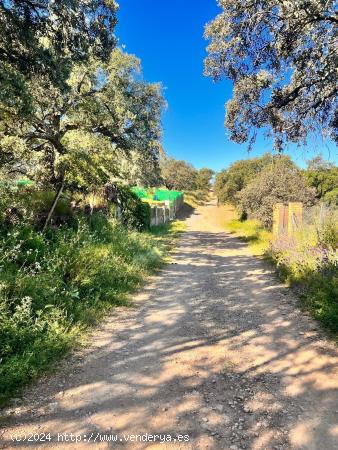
[1,199,338,450]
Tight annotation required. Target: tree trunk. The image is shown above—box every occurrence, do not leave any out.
[42,180,65,232]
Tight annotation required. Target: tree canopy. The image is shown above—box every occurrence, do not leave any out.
[239,158,315,228]
[161,158,198,191]
[304,157,338,205]
[205,0,337,150]
[0,2,165,194]
[0,0,118,116]
[214,153,282,205]
[195,168,214,190]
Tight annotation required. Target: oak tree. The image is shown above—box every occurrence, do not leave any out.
[205,0,338,150]
[0,50,164,191]
[161,158,198,191]
[0,0,117,116]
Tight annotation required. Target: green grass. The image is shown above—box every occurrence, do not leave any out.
[270,227,338,335]
[226,218,272,255]
[0,214,184,406]
[184,190,209,208]
[274,260,338,334]
[226,217,337,335]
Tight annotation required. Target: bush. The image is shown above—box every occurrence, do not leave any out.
[27,190,72,218]
[0,213,167,405]
[239,159,315,228]
[0,183,29,228]
[119,187,151,231]
[214,153,277,205]
[0,183,151,232]
[270,218,338,332]
[0,184,73,230]
[303,157,338,205]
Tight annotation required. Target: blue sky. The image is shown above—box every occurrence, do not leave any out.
[116,0,337,172]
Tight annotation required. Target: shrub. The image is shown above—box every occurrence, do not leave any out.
[0,213,167,404]
[0,183,151,232]
[214,153,278,205]
[0,184,73,230]
[238,159,315,228]
[270,217,338,332]
[303,157,338,205]
[317,215,338,251]
[27,190,72,218]
[119,187,151,231]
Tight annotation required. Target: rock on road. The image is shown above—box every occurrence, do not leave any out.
[1,199,338,450]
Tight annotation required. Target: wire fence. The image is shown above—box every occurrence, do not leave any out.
[273,202,338,239]
[303,203,338,230]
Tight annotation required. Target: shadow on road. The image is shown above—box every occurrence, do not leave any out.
[2,228,338,450]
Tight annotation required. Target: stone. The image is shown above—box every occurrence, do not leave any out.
[44,402,58,414]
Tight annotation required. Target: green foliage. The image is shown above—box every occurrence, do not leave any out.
[1,49,165,196]
[205,0,337,149]
[195,168,214,191]
[1,3,164,217]
[0,213,175,405]
[0,0,117,116]
[303,157,338,205]
[28,190,72,218]
[0,185,73,230]
[276,261,338,333]
[270,219,338,333]
[317,219,338,251]
[238,159,315,228]
[118,187,151,231]
[215,153,285,206]
[0,182,152,232]
[161,158,198,191]
[226,218,272,256]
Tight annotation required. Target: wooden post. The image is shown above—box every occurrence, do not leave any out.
[273,203,288,236]
[288,202,303,236]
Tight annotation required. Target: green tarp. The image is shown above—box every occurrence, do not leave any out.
[132,187,183,203]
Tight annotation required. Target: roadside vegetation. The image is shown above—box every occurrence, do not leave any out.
[0,1,198,406]
[207,0,337,334]
[184,190,210,209]
[217,154,338,334]
[0,189,185,405]
[160,158,214,193]
[226,218,272,256]
[271,218,338,333]
[1,0,337,409]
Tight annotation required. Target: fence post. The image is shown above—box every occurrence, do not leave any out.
[288,202,303,236]
[273,203,287,236]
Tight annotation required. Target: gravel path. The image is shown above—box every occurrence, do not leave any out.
[1,199,338,450]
